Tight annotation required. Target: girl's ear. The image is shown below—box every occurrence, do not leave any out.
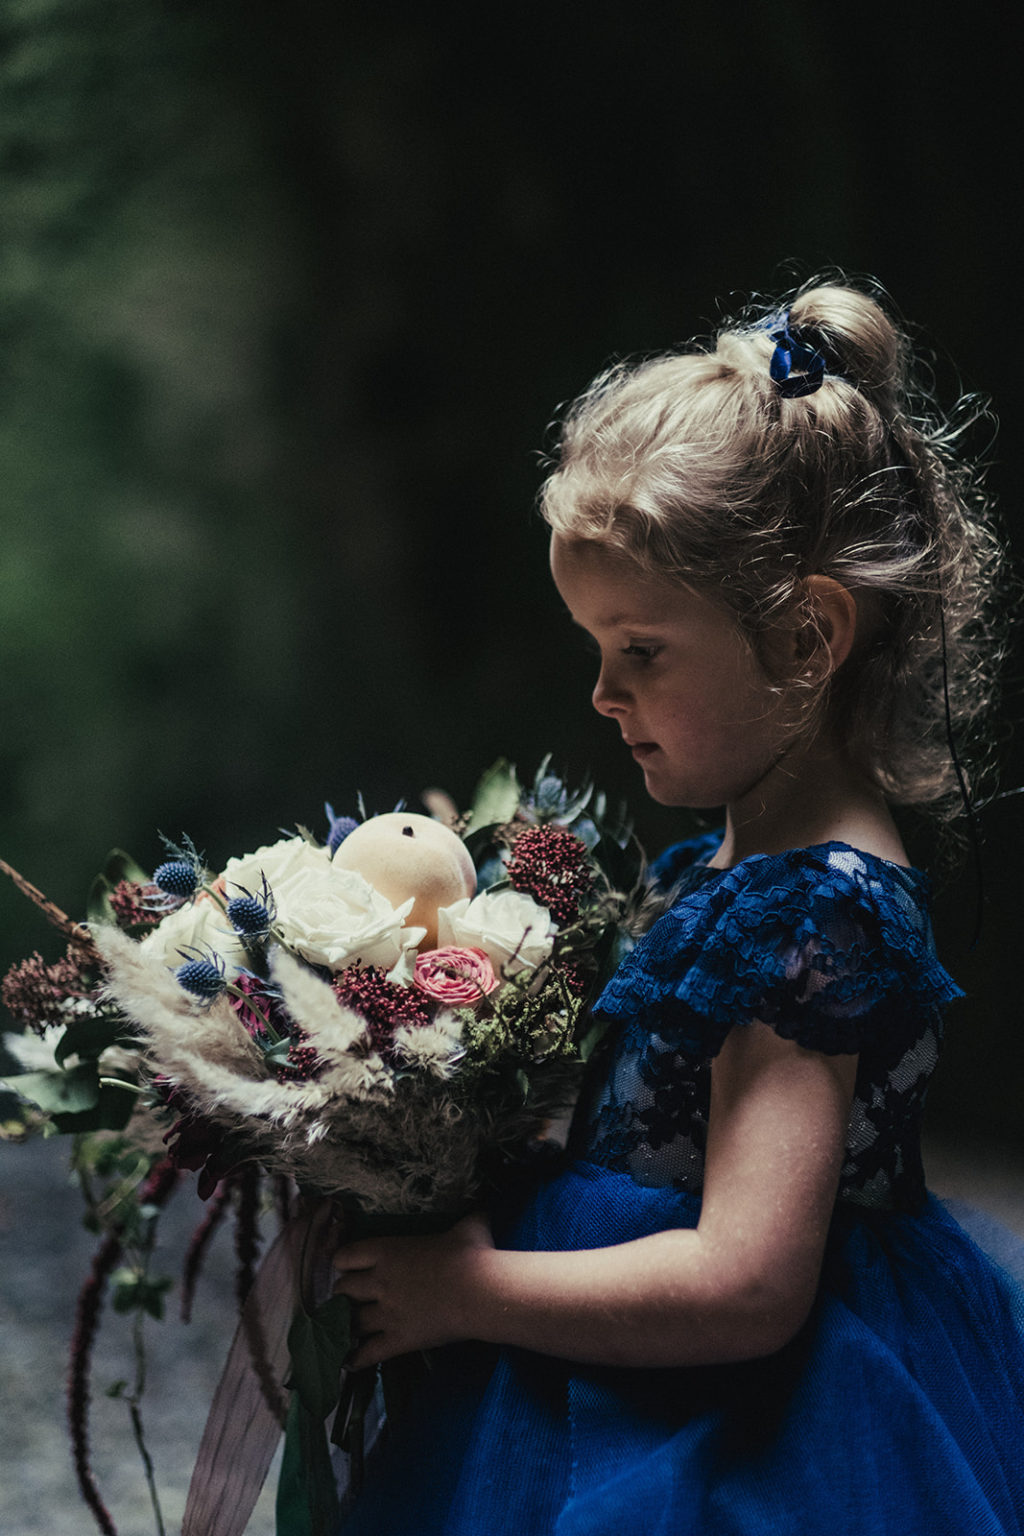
[800,575,858,676]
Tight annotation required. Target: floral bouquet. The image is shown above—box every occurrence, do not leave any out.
[1,759,647,1536]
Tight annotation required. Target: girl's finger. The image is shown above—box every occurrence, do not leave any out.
[347,1332,388,1371]
[334,1277,377,1303]
[333,1244,377,1272]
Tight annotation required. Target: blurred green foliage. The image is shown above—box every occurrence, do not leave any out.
[2,1,1022,1135]
[1,0,306,908]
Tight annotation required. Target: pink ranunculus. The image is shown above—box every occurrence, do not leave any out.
[412,946,497,1006]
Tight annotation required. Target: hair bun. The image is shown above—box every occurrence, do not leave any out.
[787,283,906,410]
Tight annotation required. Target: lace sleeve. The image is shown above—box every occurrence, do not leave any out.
[594,844,962,1060]
[647,830,723,891]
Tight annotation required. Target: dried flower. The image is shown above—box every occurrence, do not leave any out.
[2,951,84,1033]
[108,880,166,934]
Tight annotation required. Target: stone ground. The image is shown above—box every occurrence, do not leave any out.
[1,1134,1023,1536]
[0,1136,280,1536]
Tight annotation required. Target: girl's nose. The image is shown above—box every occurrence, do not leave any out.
[592,665,628,717]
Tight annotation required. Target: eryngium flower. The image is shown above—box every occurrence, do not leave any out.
[153,860,200,898]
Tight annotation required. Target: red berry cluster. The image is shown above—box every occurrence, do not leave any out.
[507,824,593,925]
[276,1029,323,1084]
[560,959,591,998]
[332,965,433,1059]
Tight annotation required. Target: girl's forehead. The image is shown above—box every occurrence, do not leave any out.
[550,535,690,621]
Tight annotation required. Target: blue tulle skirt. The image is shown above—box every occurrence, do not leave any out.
[339,1161,1024,1535]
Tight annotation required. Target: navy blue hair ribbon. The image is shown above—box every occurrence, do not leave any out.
[769,320,828,398]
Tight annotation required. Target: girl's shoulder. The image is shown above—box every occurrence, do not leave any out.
[647,829,725,891]
[597,839,963,1059]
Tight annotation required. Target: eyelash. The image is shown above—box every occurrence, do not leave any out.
[579,637,662,663]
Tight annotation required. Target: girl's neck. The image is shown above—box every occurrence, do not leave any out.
[707,736,910,870]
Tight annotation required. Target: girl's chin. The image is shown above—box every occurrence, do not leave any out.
[637,761,726,812]
[638,774,700,810]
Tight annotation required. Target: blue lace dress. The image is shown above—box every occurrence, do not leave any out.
[340,837,1024,1535]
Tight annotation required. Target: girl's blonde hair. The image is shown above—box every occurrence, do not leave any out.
[540,277,1008,816]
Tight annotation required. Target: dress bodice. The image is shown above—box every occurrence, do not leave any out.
[578,834,963,1211]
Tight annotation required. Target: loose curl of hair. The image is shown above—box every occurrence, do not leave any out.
[540,276,1009,819]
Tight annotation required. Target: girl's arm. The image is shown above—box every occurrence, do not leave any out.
[335,1022,857,1370]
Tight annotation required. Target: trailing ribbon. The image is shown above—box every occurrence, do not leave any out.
[182,1202,340,1536]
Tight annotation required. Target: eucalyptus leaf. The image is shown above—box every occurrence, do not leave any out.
[140,1275,173,1320]
[52,1078,138,1134]
[7,1062,100,1115]
[264,1037,295,1065]
[111,1270,143,1312]
[102,848,151,887]
[466,758,521,830]
[287,1295,353,1422]
[110,1270,172,1318]
[55,1011,137,1065]
[87,872,116,928]
[87,848,151,925]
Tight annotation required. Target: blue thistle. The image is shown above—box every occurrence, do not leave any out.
[154,860,200,898]
[154,832,206,898]
[227,893,272,937]
[521,757,593,827]
[534,775,568,814]
[175,953,226,999]
[325,802,360,855]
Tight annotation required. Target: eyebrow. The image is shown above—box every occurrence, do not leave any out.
[572,612,665,630]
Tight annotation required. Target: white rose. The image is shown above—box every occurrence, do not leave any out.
[436,889,556,978]
[221,836,324,901]
[140,895,248,973]
[271,853,424,972]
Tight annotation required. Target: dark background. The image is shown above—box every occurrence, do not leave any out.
[2,1,1021,1141]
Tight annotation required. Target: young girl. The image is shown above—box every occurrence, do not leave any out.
[331,279,1024,1533]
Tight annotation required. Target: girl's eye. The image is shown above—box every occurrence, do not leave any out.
[622,644,661,661]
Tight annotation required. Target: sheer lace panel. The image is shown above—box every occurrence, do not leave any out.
[582,842,961,1211]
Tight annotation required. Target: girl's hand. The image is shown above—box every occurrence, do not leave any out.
[333,1210,495,1368]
